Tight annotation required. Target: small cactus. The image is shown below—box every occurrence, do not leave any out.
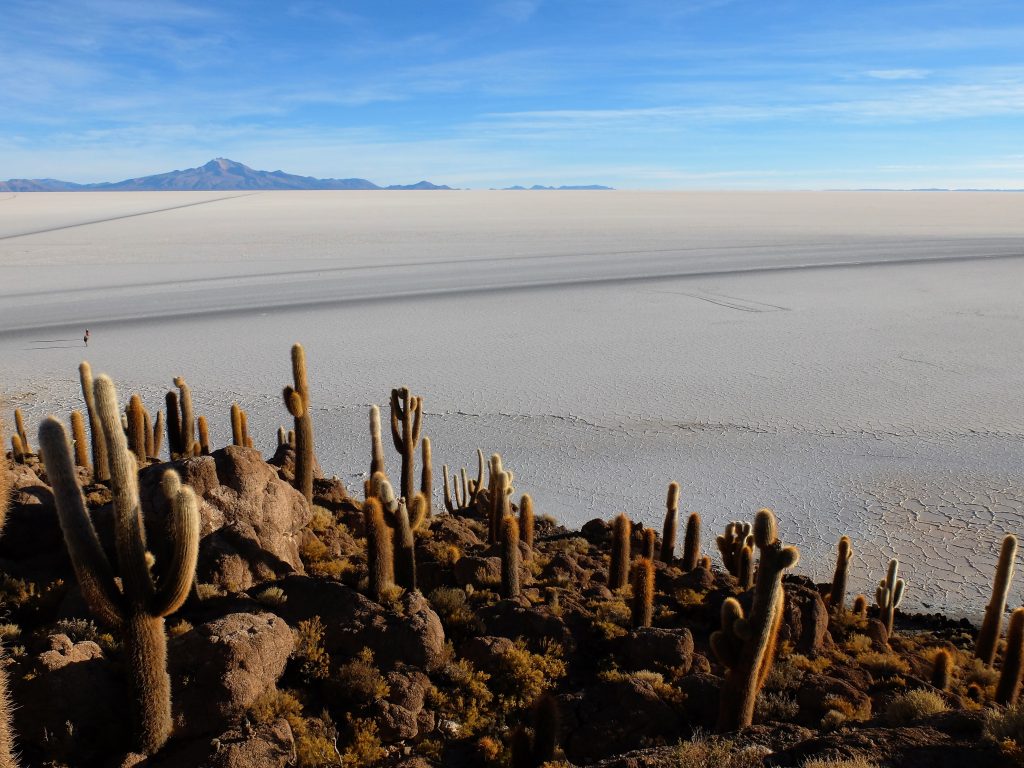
[712,509,799,732]
[876,559,904,636]
[442,449,485,515]
[501,515,521,599]
[230,403,244,446]
[608,513,632,591]
[828,536,853,612]
[369,405,386,477]
[717,521,753,576]
[852,594,868,619]
[197,416,211,455]
[283,343,315,503]
[931,649,953,691]
[519,494,535,549]
[13,410,30,457]
[10,436,24,465]
[681,512,701,572]
[631,557,655,628]
[126,395,146,464]
[165,390,182,459]
[420,437,433,518]
[174,377,195,458]
[80,362,109,481]
[152,411,164,459]
[70,410,90,470]
[641,527,657,561]
[996,608,1024,706]
[365,498,394,602]
[660,482,679,563]
[390,386,423,506]
[976,534,1018,666]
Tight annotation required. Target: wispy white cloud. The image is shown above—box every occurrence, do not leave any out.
[866,69,930,80]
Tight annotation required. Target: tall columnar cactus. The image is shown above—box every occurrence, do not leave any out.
[501,515,521,599]
[931,649,953,691]
[127,394,147,464]
[996,608,1024,706]
[197,416,211,455]
[39,377,200,755]
[13,410,30,456]
[420,437,433,519]
[390,386,423,506]
[80,362,109,481]
[283,343,314,503]
[976,534,1018,666]
[364,498,394,602]
[681,512,702,572]
[143,410,154,458]
[660,482,679,563]
[174,377,195,457]
[240,409,252,449]
[70,410,90,470]
[442,449,485,515]
[230,403,243,446]
[631,557,655,628]
[165,391,182,459]
[519,494,535,549]
[875,559,904,636]
[393,500,417,591]
[608,513,632,591]
[828,536,853,612]
[717,521,753,576]
[711,509,799,732]
[369,405,386,477]
[641,528,657,561]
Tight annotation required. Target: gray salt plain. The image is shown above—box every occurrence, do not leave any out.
[1,190,1022,619]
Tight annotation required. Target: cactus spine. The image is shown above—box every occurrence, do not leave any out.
[39,377,200,755]
[712,509,799,732]
[660,482,679,563]
[80,362,109,481]
[931,649,953,691]
[828,536,853,612]
[631,557,655,628]
[608,513,632,591]
[365,498,393,601]
[174,377,195,457]
[283,343,314,503]
[71,410,90,470]
[976,534,1018,666]
[519,494,535,549]
[996,608,1024,706]
[390,386,423,506]
[369,405,386,477]
[501,514,521,599]
[876,559,904,636]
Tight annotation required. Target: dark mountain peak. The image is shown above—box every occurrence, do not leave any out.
[0,160,452,192]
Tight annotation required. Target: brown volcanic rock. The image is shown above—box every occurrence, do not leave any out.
[169,612,294,738]
[140,446,313,591]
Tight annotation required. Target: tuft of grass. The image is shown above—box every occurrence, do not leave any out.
[884,689,948,725]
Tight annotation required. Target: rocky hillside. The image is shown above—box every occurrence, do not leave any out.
[0,348,1020,767]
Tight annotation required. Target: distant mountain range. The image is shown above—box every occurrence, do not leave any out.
[500,184,614,190]
[0,158,453,192]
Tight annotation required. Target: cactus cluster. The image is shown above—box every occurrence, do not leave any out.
[716,521,752,576]
[875,559,905,636]
[442,449,484,514]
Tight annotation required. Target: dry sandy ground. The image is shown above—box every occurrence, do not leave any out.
[1,190,1022,618]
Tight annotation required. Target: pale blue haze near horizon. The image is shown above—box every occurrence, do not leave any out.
[2,0,1023,188]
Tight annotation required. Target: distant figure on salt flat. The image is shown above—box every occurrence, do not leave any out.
[84,329,90,347]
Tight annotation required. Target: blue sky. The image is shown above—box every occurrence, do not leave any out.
[2,0,1023,188]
